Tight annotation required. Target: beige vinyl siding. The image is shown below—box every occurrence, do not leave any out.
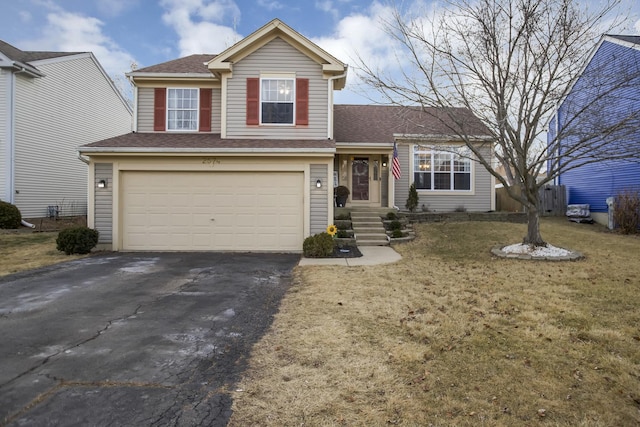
[13,55,132,217]
[226,37,328,139]
[137,87,154,132]
[94,163,113,243]
[394,143,493,212]
[137,87,221,133]
[393,144,411,208]
[310,164,329,234]
[0,70,9,201]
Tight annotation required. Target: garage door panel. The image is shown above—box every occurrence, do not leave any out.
[122,171,303,251]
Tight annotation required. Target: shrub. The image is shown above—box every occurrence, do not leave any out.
[391,229,404,238]
[336,229,351,238]
[613,189,640,234]
[336,222,349,230]
[0,200,22,229]
[303,232,334,258]
[334,213,350,220]
[405,183,419,212]
[454,205,467,212]
[389,220,402,231]
[56,226,99,255]
[386,211,397,220]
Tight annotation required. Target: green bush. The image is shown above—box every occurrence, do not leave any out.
[303,232,334,258]
[386,211,397,220]
[389,220,402,231]
[336,222,349,230]
[334,213,350,220]
[336,229,351,238]
[613,189,640,234]
[0,200,22,229]
[391,229,404,238]
[56,226,99,255]
[405,183,419,212]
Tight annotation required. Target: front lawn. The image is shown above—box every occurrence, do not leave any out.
[229,218,640,426]
[0,232,89,277]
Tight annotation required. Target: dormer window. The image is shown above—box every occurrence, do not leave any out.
[261,78,294,124]
[167,88,198,131]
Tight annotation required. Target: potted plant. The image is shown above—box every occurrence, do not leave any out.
[334,185,350,207]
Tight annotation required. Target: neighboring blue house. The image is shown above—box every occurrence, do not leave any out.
[548,35,640,226]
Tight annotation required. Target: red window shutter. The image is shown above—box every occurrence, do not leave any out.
[296,78,309,126]
[153,88,166,131]
[246,78,259,125]
[199,88,212,132]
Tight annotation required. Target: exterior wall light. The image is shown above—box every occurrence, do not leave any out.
[316,179,322,188]
[97,179,107,188]
[382,161,388,167]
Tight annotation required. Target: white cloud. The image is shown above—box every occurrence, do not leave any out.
[257,0,284,11]
[312,2,404,102]
[19,10,32,23]
[18,11,136,77]
[160,0,242,55]
[95,0,137,17]
[316,0,339,20]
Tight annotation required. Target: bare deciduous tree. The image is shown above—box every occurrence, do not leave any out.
[357,0,640,246]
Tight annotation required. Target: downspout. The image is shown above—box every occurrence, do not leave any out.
[327,71,347,140]
[6,69,16,204]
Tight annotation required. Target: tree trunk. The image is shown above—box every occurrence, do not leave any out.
[523,205,546,246]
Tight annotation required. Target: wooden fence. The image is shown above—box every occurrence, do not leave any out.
[496,184,567,216]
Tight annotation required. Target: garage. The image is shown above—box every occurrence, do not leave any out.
[121,171,304,251]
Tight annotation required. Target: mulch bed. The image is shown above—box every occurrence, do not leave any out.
[331,244,363,258]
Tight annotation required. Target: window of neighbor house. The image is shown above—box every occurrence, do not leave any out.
[261,78,294,124]
[167,88,199,131]
[413,145,471,191]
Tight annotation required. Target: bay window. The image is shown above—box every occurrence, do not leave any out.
[414,145,471,191]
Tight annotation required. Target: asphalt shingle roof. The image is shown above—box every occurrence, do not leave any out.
[333,104,492,143]
[607,35,640,45]
[81,132,335,150]
[134,54,216,74]
[0,40,81,64]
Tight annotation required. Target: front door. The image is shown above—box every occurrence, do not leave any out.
[350,156,380,205]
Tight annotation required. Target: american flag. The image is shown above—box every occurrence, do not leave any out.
[392,142,401,180]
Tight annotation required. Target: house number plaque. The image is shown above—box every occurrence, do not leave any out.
[202,157,221,167]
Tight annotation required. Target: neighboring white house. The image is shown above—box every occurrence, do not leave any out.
[0,40,132,218]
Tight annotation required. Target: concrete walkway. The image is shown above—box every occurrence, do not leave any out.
[298,246,402,266]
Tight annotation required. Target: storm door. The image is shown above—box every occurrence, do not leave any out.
[352,157,369,200]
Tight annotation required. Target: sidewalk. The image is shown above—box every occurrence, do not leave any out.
[298,246,402,266]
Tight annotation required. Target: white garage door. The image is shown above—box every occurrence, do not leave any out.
[122,171,304,251]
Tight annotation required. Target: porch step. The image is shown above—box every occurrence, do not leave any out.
[349,209,389,247]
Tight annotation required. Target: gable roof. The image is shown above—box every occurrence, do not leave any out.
[333,105,493,144]
[132,54,217,75]
[0,40,82,76]
[207,19,347,88]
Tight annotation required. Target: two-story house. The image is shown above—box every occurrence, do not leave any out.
[548,35,640,226]
[0,40,132,219]
[80,19,494,252]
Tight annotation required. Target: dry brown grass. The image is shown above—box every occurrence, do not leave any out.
[229,217,640,426]
[0,232,89,276]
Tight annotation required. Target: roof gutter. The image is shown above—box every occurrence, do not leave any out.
[327,67,348,139]
[10,61,43,77]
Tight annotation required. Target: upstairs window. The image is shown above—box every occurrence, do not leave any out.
[261,78,294,124]
[413,145,472,191]
[167,88,199,131]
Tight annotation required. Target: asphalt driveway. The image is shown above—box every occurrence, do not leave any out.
[0,252,299,426]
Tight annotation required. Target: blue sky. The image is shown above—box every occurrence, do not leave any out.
[2,0,640,104]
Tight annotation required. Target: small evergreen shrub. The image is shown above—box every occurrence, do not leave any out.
[336,222,349,230]
[334,213,350,220]
[0,200,22,229]
[386,211,397,220]
[405,183,419,212]
[303,232,334,257]
[613,189,640,234]
[389,220,402,231]
[337,229,354,238]
[56,226,99,255]
[391,229,404,238]
[454,205,467,212]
